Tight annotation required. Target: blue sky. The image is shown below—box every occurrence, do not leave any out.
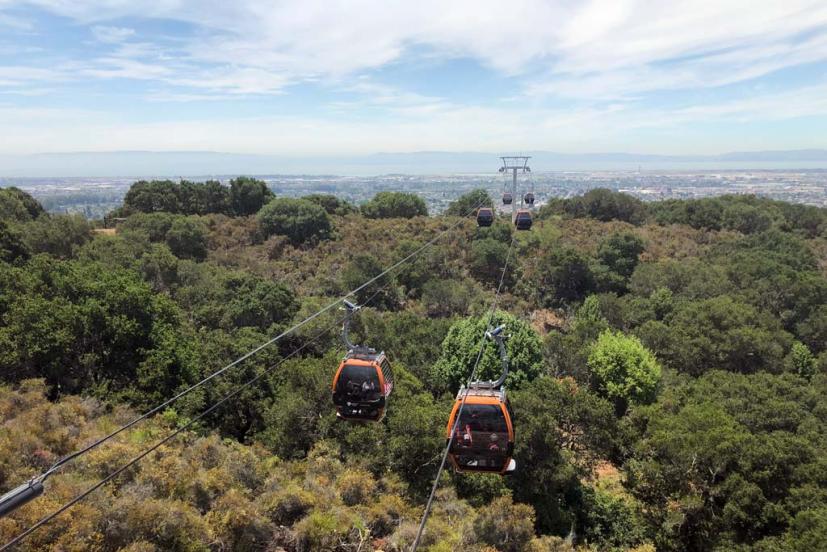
[1,0,827,156]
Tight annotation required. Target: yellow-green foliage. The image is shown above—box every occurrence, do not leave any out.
[0,380,540,551]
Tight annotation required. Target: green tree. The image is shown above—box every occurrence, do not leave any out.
[546,188,646,225]
[166,217,209,261]
[597,232,645,279]
[22,214,92,259]
[470,238,513,288]
[302,194,357,216]
[445,189,493,217]
[257,197,332,244]
[421,278,475,318]
[230,176,274,216]
[0,219,30,264]
[787,341,816,379]
[624,370,827,550]
[0,257,198,401]
[0,187,45,222]
[120,212,178,242]
[361,191,428,219]
[588,330,661,414]
[509,377,619,534]
[723,203,772,234]
[637,296,790,376]
[431,310,542,393]
[797,305,827,354]
[537,246,594,306]
[340,253,400,311]
[122,179,182,214]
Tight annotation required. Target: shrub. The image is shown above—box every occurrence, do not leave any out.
[166,217,209,261]
[257,197,332,244]
[263,484,316,525]
[22,214,91,259]
[445,189,493,217]
[336,469,376,506]
[588,330,661,414]
[230,176,273,216]
[470,496,536,552]
[361,191,428,219]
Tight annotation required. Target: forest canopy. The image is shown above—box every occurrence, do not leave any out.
[1,184,826,551]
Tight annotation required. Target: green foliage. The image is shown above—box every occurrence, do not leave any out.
[431,310,543,393]
[1,186,826,551]
[120,212,179,241]
[637,296,790,376]
[340,253,401,310]
[509,377,619,533]
[470,238,515,288]
[578,486,648,551]
[597,232,645,279]
[21,214,92,258]
[797,305,827,354]
[588,330,662,414]
[0,219,30,264]
[624,371,827,550]
[536,246,594,306]
[470,495,536,552]
[361,191,428,219]
[421,278,477,318]
[302,193,358,215]
[257,197,332,244]
[0,186,45,222]
[120,179,273,217]
[0,257,198,402]
[166,217,209,261]
[445,189,494,217]
[229,176,274,216]
[786,341,816,379]
[540,188,646,224]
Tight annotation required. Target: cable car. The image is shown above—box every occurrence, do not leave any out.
[523,192,535,205]
[476,207,494,227]
[332,302,394,422]
[445,326,516,475]
[514,209,532,230]
[502,192,513,205]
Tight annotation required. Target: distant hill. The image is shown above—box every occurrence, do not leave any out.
[1,148,827,177]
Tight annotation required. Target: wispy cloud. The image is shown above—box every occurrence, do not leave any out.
[0,0,826,154]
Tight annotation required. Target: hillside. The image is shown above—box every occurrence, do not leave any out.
[1,182,826,551]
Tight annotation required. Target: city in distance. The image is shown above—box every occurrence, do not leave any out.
[2,149,827,218]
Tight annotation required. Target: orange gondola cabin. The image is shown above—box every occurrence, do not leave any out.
[445,386,515,474]
[332,301,394,422]
[444,325,516,475]
[332,348,393,422]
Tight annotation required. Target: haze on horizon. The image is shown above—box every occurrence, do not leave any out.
[1,0,827,159]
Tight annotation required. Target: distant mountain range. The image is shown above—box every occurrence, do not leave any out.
[2,149,827,177]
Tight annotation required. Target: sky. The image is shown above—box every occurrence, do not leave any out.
[1,0,827,157]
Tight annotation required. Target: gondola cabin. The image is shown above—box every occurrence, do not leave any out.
[332,349,393,422]
[523,192,535,205]
[446,387,515,474]
[502,192,513,205]
[476,207,494,227]
[514,209,532,230]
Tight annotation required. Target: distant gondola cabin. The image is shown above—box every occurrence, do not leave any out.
[514,209,532,230]
[476,207,494,227]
